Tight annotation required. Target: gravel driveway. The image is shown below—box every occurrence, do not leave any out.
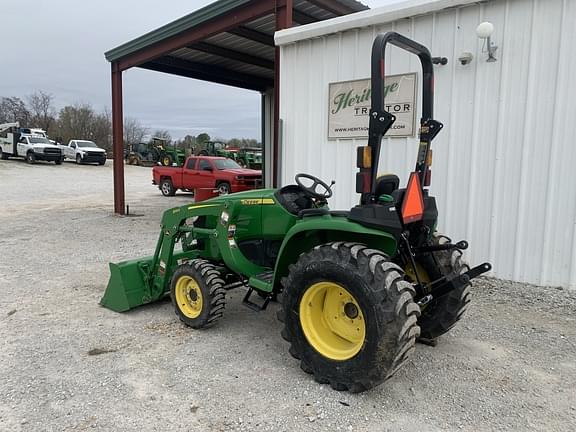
[0,159,574,431]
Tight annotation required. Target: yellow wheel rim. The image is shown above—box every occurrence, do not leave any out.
[299,282,366,361]
[163,157,170,166]
[174,275,203,319]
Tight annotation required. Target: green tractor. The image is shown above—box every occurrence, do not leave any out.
[237,147,262,169]
[153,137,186,167]
[102,32,491,392]
[197,141,235,158]
[124,142,158,166]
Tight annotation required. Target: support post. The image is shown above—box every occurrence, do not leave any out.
[111,62,125,215]
[273,0,292,187]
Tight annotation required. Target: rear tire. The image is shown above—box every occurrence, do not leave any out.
[170,260,226,329]
[279,242,420,392]
[160,178,176,196]
[26,152,36,164]
[0,149,8,160]
[416,235,471,340]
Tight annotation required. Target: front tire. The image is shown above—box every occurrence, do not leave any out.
[216,181,231,195]
[170,260,226,329]
[55,158,62,165]
[26,152,36,164]
[76,154,82,164]
[279,242,421,392]
[160,178,176,196]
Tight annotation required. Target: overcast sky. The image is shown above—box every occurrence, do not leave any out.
[1,0,399,140]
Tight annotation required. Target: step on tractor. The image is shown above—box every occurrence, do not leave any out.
[101,32,491,393]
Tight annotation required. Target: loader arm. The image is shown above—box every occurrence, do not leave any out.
[101,198,270,312]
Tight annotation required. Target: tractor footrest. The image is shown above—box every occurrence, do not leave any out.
[243,271,275,311]
[242,287,273,312]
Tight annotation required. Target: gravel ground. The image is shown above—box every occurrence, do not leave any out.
[0,158,575,432]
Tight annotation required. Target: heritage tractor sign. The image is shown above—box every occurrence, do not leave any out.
[328,73,417,139]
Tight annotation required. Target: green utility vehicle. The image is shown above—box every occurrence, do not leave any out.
[102,32,491,392]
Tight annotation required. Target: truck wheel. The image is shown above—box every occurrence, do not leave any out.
[414,235,471,340]
[76,154,82,164]
[217,182,231,195]
[170,260,226,329]
[0,149,8,160]
[55,158,62,165]
[26,152,36,164]
[98,160,106,166]
[160,178,176,196]
[279,242,420,392]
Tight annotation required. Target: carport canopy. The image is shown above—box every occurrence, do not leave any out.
[105,0,368,214]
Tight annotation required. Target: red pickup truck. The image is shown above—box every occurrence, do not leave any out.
[152,156,262,196]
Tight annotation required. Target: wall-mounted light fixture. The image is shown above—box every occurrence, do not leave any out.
[476,22,498,62]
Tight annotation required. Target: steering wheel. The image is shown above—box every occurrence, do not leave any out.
[295,173,333,200]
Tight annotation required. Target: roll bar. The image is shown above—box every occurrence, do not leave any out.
[365,32,443,200]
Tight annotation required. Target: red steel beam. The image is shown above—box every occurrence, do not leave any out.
[111,62,125,215]
[117,0,276,71]
[274,0,293,187]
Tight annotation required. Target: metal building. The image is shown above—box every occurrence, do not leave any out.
[275,0,576,288]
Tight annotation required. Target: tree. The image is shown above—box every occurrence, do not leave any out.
[54,103,111,149]
[196,133,210,145]
[124,117,148,146]
[28,91,56,134]
[56,103,96,144]
[0,97,30,124]
[151,129,171,144]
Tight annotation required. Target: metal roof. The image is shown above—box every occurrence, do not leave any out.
[275,0,480,46]
[104,0,368,91]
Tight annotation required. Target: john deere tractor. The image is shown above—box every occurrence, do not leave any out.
[153,137,186,167]
[102,32,491,392]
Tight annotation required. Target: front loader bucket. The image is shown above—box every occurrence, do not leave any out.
[100,257,157,312]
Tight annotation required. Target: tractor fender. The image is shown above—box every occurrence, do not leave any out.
[272,216,397,292]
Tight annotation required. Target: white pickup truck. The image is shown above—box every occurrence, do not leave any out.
[61,140,107,165]
[0,123,63,164]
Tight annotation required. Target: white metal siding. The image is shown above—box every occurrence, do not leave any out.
[279,0,576,288]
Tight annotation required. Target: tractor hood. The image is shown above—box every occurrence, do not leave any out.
[201,188,276,205]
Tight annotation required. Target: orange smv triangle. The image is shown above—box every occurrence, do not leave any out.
[401,172,424,224]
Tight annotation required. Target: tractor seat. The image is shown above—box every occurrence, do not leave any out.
[375,174,400,198]
[275,185,313,215]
